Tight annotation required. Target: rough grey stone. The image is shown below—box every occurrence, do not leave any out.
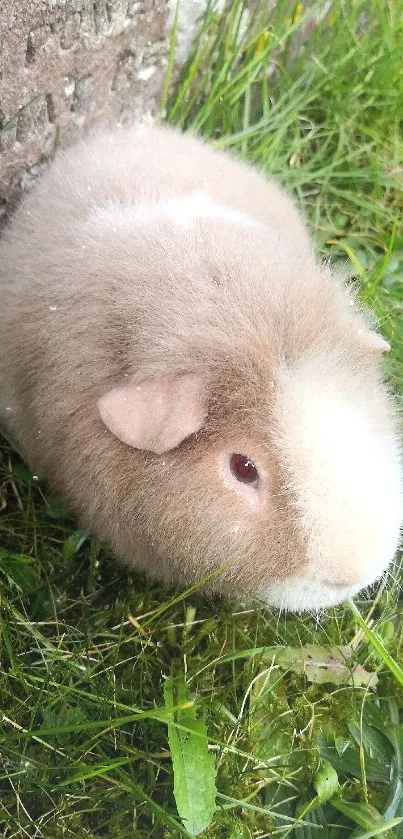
[0,0,172,223]
[168,0,211,65]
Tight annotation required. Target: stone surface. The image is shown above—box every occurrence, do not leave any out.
[0,0,173,221]
[0,0,323,224]
[168,0,214,65]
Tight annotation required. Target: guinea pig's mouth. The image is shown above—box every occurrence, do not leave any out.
[322,580,364,597]
[259,575,376,613]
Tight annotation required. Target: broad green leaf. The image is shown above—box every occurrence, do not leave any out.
[62,530,88,561]
[292,763,339,829]
[347,720,392,768]
[263,644,378,688]
[164,675,216,836]
[333,800,402,837]
[314,761,339,803]
[0,549,37,593]
[316,723,391,785]
[350,822,403,839]
[228,825,253,839]
[10,461,33,483]
[384,725,403,822]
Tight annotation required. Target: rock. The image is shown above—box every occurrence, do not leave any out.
[0,0,206,224]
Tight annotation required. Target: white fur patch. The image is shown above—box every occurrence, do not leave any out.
[267,360,403,610]
[262,573,366,612]
[89,192,264,231]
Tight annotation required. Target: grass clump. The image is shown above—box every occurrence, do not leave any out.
[1,0,403,836]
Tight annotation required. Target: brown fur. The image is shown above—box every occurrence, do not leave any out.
[0,123,401,606]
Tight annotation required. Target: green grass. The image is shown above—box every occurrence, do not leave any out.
[1,0,403,835]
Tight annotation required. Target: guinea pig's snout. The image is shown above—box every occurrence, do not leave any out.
[319,546,392,593]
[322,571,370,589]
[271,372,403,610]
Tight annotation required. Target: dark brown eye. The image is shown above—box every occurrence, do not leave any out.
[230,454,259,485]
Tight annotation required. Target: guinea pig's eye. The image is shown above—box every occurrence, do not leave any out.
[230,454,259,486]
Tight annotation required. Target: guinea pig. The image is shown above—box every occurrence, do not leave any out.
[0,123,402,611]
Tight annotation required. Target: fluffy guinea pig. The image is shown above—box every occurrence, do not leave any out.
[0,123,402,611]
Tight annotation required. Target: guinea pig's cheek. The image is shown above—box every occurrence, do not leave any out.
[218,453,265,510]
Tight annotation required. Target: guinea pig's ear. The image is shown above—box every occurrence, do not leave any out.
[97,373,208,454]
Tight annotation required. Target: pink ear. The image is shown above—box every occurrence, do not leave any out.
[98,373,207,454]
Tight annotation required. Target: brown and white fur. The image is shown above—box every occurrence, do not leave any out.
[0,123,402,611]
